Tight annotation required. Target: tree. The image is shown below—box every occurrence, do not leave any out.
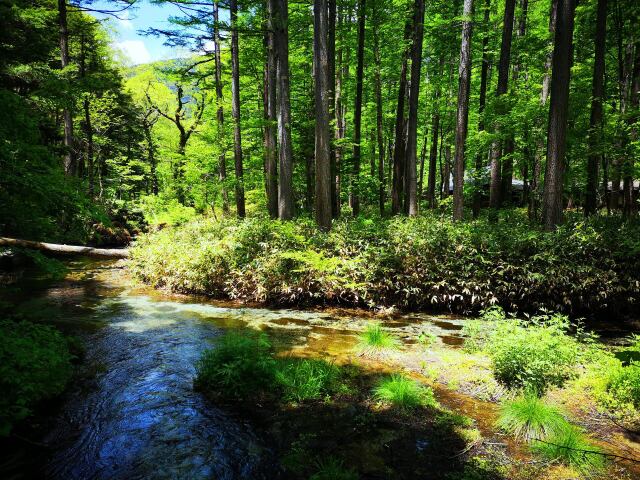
[230,0,245,218]
[452,0,474,221]
[351,0,366,216]
[585,0,607,216]
[542,0,576,230]
[404,0,426,217]
[314,0,332,230]
[263,0,278,219]
[58,0,76,176]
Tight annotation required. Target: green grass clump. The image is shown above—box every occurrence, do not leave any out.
[531,424,605,473]
[496,395,568,441]
[309,457,358,480]
[358,324,400,352]
[195,332,276,398]
[374,374,436,410]
[0,320,74,436]
[275,358,343,402]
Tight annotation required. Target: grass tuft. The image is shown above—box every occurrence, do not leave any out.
[531,424,605,473]
[309,457,358,480]
[496,394,568,441]
[358,323,400,352]
[374,374,436,410]
[275,358,342,402]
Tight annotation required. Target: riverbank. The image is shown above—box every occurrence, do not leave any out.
[129,213,640,318]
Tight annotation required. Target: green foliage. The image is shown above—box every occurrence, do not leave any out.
[309,457,358,480]
[138,195,197,227]
[496,395,568,442]
[195,332,276,398]
[417,330,437,347]
[130,215,640,316]
[357,323,400,352]
[0,320,73,436]
[531,424,605,473]
[373,374,436,410]
[274,358,343,403]
[605,363,640,411]
[487,315,581,394]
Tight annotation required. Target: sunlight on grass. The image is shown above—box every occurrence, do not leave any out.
[357,323,400,353]
[531,424,605,474]
[374,374,436,410]
[496,394,568,441]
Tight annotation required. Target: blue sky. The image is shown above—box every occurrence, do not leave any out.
[89,1,200,65]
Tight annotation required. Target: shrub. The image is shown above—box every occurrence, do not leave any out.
[0,320,73,436]
[275,358,342,402]
[531,424,605,473]
[357,324,400,352]
[605,362,640,411]
[487,315,580,394]
[195,332,276,398]
[373,374,436,410]
[496,395,568,441]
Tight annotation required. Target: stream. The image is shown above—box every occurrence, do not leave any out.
[2,259,638,479]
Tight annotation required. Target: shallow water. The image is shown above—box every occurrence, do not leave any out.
[3,259,638,479]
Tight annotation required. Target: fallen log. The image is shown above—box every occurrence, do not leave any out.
[0,237,129,259]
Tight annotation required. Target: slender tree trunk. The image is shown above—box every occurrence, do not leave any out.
[391,20,412,214]
[426,87,441,208]
[443,144,451,198]
[351,0,366,216]
[472,0,491,218]
[585,0,607,216]
[488,0,516,213]
[373,0,385,215]
[405,0,425,217]
[230,0,245,218]
[213,0,229,214]
[264,0,278,218]
[273,0,294,219]
[542,0,576,231]
[58,0,75,176]
[623,31,639,218]
[453,0,474,221]
[418,129,428,199]
[84,99,94,197]
[314,0,332,230]
[328,0,338,217]
[334,9,346,218]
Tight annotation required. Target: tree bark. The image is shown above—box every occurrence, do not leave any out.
[391,20,412,214]
[373,0,385,215]
[405,0,426,217]
[328,0,338,217]
[264,0,279,219]
[351,0,366,216]
[58,0,75,176]
[585,0,607,216]
[213,0,229,214]
[472,0,491,218]
[623,29,639,218]
[314,0,332,231]
[230,0,245,218]
[273,0,294,219]
[453,0,474,221]
[542,0,575,231]
[488,0,516,213]
[0,237,129,259]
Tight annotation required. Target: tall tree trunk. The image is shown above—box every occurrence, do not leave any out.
[273,0,294,219]
[351,0,366,216]
[585,0,607,216]
[443,144,451,198]
[405,0,426,217]
[488,0,516,213]
[373,0,385,215]
[542,0,575,231]
[472,0,491,218]
[264,0,278,219]
[623,29,639,218]
[427,104,441,207]
[391,20,412,214]
[58,0,75,176]
[334,9,346,218]
[84,99,94,197]
[213,0,229,214]
[230,0,245,218]
[453,0,474,221]
[328,0,338,217]
[418,130,428,199]
[530,0,557,221]
[314,0,332,230]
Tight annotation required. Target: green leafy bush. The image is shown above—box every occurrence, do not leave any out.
[373,374,436,410]
[496,395,568,441]
[487,315,581,394]
[605,363,640,411]
[130,214,640,316]
[195,332,276,398]
[0,320,74,436]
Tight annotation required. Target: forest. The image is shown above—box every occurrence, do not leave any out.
[1,0,640,479]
